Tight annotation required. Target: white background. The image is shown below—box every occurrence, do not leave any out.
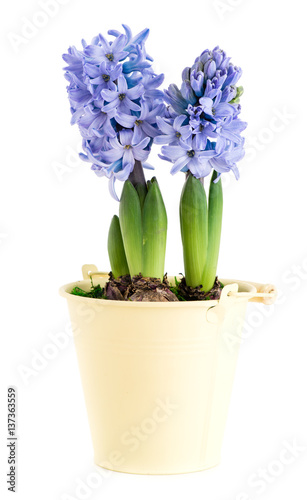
[1,0,307,499]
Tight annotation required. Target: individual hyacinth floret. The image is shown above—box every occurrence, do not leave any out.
[63,25,166,199]
[155,46,247,181]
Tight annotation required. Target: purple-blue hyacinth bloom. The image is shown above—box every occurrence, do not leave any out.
[210,141,245,180]
[100,130,151,180]
[164,84,189,115]
[199,92,235,121]
[154,115,191,145]
[122,44,152,73]
[84,33,128,64]
[63,26,166,199]
[78,106,116,139]
[156,46,246,180]
[113,101,164,143]
[190,69,204,97]
[190,120,216,150]
[215,117,246,154]
[101,76,143,113]
[141,71,165,100]
[63,45,84,78]
[84,61,122,99]
[161,136,216,177]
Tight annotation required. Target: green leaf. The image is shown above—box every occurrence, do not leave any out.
[142,179,167,281]
[201,171,223,292]
[180,175,208,288]
[70,278,106,299]
[135,182,147,211]
[230,85,244,104]
[236,86,244,98]
[107,215,129,278]
[119,180,143,277]
[70,287,90,297]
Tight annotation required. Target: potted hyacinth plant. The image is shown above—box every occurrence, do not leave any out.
[60,25,276,475]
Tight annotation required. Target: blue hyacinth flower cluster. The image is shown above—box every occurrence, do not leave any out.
[155,46,247,180]
[63,25,165,199]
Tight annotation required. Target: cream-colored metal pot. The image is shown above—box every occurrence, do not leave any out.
[59,265,277,475]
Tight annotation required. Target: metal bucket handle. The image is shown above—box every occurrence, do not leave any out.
[227,282,277,305]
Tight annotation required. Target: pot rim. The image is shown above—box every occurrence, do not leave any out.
[59,276,258,308]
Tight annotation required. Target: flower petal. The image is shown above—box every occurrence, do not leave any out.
[156,116,174,134]
[133,147,150,162]
[126,83,144,100]
[117,75,128,93]
[198,149,217,158]
[100,89,118,101]
[115,111,136,128]
[109,176,119,201]
[124,96,141,112]
[170,155,189,174]
[190,157,212,178]
[101,148,123,162]
[83,147,111,167]
[111,33,127,53]
[133,135,150,149]
[154,134,176,145]
[141,121,159,138]
[122,147,134,169]
[119,129,133,146]
[173,115,187,130]
[84,63,100,78]
[143,162,154,170]
[102,98,119,113]
[161,145,185,161]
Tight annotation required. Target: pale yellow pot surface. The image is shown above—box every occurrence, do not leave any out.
[60,270,277,475]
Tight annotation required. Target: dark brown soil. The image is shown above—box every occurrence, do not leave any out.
[105,273,179,302]
[177,276,223,301]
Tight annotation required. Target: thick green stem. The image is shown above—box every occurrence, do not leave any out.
[128,160,147,190]
[201,171,223,292]
[142,179,167,281]
[119,180,142,277]
[180,174,208,288]
[107,215,129,278]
